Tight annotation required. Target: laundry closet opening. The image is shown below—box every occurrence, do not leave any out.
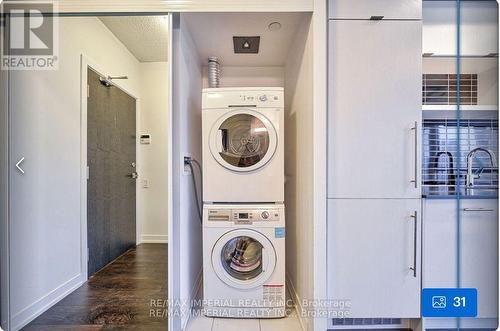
[170,11,314,330]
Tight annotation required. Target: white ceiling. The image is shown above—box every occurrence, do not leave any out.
[99,16,169,62]
[183,12,309,67]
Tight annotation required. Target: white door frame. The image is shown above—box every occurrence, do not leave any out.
[167,13,176,331]
[79,54,141,281]
[1,43,11,331]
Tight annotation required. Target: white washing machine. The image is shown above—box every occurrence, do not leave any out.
[203,204,286,318]
[202,87,284,203]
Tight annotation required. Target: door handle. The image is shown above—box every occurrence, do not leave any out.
[128,172,138,179]
[410,121,418,189]
[409,211,417,278]
[261,247,266,273]
[216,129,224,153]
[462,208,494,212]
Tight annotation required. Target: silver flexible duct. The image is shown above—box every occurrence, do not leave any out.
[208,56,220,88]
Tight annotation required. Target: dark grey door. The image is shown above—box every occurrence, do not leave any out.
[87,68,137,277]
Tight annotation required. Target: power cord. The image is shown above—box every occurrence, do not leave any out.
[184,157,203,224]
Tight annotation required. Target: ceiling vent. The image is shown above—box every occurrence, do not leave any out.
[233,36,260,54]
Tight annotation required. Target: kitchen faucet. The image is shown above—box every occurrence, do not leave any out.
[466,147,498,188]
[433,151,455,194]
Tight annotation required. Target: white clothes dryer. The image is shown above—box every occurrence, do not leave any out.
[202,87,284,203]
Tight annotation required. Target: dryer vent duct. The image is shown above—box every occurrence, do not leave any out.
[208,56,220,88]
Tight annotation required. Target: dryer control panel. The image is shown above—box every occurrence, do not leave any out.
[207,208,280,223]
[202,88,284,109]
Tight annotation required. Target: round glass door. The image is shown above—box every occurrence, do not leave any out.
[212,229,276,289]
[209,110,277,172]
[221,236,263,281]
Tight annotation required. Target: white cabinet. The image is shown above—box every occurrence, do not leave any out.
[423,199,498,321]
[423,1,498,56]
[328,0,421,20]
[327,199,422,318]
[327,19,422,199]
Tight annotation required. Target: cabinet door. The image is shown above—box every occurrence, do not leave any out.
[328,0,421,20]
[460,200,498,318]
[422,1,498,57]
[423,199,498,321]
[327,199,421,318]
[327,20,422,199]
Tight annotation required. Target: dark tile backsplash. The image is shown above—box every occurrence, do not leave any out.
[422,118,498,196]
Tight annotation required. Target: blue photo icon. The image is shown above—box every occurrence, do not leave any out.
[423,288,477,317]
[432,296,446,309]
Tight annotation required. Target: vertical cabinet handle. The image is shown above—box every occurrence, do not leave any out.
[410,121,418,188]
[409,211,417,278]
[462,208,494,212]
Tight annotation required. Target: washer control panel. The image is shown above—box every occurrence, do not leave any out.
[207,208,280,223]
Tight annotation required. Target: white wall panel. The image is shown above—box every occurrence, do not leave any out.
[312,0,328,330]
[138,62,169,243]
[9,17,142,330]
[0,43,9,331]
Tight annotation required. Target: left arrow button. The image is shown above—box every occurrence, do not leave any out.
[16,157,25,174]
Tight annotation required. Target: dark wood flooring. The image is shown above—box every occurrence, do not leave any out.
[23,244,168,331]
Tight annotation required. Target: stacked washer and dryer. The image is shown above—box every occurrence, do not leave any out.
[201,87,286,318]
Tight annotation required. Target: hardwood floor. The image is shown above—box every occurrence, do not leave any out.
[23,244,168,331]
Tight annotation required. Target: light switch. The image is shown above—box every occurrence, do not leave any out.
[140,134,151,144]
[142,179,149,188]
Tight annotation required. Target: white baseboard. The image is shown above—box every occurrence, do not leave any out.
[141,234,168,244]
[12,273,84,331]
[286,277,307,331]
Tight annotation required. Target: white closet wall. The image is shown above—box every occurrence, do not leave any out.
[201,66,284,88]
[284,14,314,331]
[171,15,203,330]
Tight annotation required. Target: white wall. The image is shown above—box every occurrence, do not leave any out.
[171,15,203,330]
[9,17,143,330]
[138,62,169,243]
[201,66,284,88]
[284,15,314,331]
[0,44,9,331]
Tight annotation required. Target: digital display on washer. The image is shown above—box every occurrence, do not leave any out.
[238,213,249,219]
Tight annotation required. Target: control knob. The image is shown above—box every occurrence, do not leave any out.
[259,95,268,102]
[261,211,270,219]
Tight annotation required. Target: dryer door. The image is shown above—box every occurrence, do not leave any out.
[209,109,277,172]
[212,229,277,289]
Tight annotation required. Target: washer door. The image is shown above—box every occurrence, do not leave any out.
[212,229,277,289]
[209,109,277,172]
